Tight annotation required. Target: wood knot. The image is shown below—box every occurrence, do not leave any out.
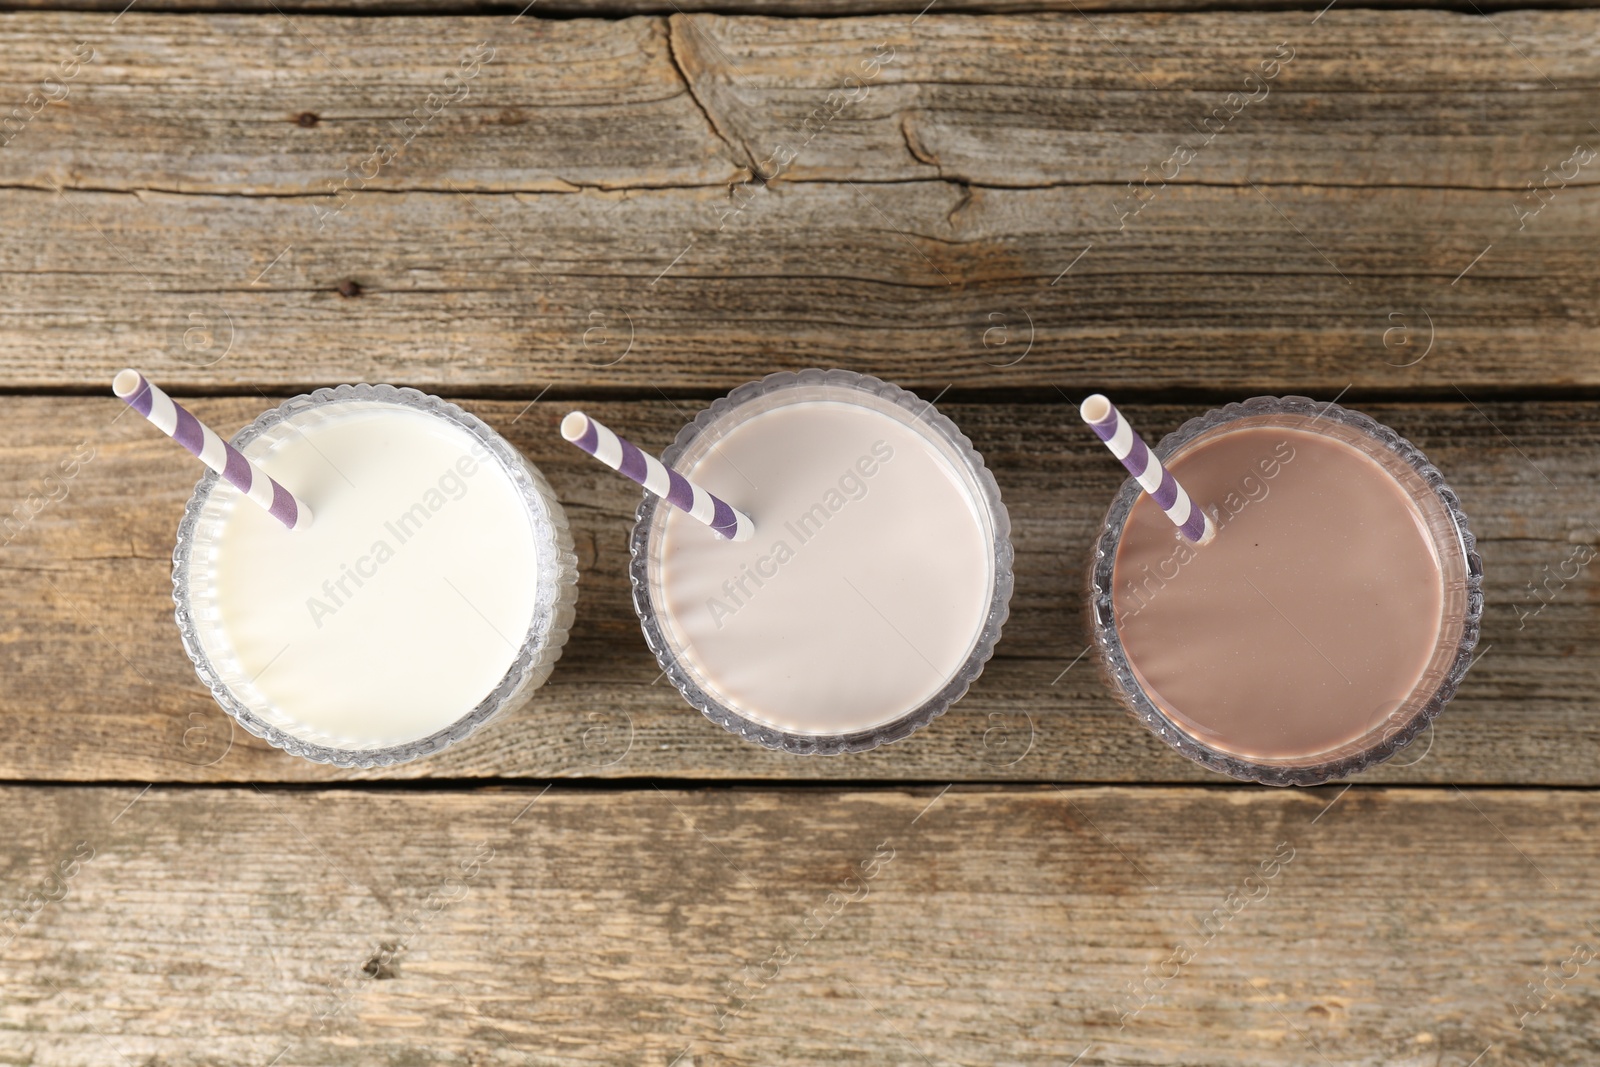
[362,942,402,979]
[295,112,320,128]
[337,280,363,299]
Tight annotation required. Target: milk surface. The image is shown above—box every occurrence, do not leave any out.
[1112,424,1445,759]
[657,399,993,735]
[196,402,539,745]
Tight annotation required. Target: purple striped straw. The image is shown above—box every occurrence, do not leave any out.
[1080,394,1214,545]
[112,370,311,530]
[560,411,753,541]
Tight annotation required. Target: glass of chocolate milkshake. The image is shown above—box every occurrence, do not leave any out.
[1089,396,1483,786]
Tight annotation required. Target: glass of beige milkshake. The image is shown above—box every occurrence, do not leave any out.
[1089,396,1483,786]
[629,370,1013,754]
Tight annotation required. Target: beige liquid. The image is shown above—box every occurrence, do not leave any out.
[657,399,993,735]
[1111,424,1445,760]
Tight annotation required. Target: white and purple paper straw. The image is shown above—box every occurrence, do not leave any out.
[1079,394,1214,545]
[112,369,311,530]
[560,411,753,542]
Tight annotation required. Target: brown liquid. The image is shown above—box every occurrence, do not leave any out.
[1111,424,1444,760]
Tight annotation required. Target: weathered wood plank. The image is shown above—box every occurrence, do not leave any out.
[2,784,1596,1065]
[0,14,740,193]
[3,11,1596,194]
[1,396,1594,783]
[669,9,1600,188]
[3,11,1599,392]
[8,0,1597,14]
[1,180,1597,393]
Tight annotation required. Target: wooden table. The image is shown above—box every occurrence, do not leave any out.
[2,0,1597,1062]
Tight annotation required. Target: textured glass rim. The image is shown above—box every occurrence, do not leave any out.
[172,384,578,768]
[627,369,1015,755]
[1089,395,1485,787]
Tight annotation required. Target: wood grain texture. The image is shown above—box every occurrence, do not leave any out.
[665,10,1600,188]
[2,395,1594,784]
[1,12,1598,391]
[2,783,1597,1066]
[3,180,1598,394]
[0,14,739,193]
[8,0,1598,14]
[13,9,1600,192]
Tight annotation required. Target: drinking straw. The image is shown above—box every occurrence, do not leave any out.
[112,369,312,530]
[560,411,753,541]
[1079,394,1214,545]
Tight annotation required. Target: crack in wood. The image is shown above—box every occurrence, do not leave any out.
[663,14,761,178]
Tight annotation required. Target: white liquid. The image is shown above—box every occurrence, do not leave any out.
[192,402,539,746]
[656,398,994,735]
